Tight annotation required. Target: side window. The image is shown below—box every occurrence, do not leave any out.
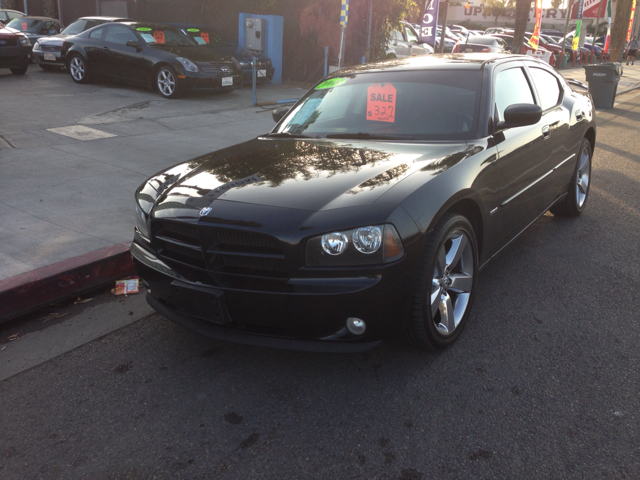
[405,25,419,43]
[89,27,105,39]
[391,30,402,42]
[529,67,562,110]
[104,25,137,45]
[494,67,535,121]
[8,11,22,20]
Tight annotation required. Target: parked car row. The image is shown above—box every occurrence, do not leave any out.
[1,12,274,99]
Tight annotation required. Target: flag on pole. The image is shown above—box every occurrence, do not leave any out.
[604,0,612,52]
[627,0,636,42]
[572,0,584,51]
[340,0,349,28]
[420,0,440,46]
[528,0,543,50]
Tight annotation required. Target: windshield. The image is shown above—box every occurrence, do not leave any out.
[181,27,230,46]
[62,19,92,35]
[7,18,41,33]
[274,70,482,141]
[135,25,197,46]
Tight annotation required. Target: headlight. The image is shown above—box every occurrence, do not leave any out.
[306,224,404,267]
[175,56,198,73]
[19,36,30,46]
[33,40,41,50]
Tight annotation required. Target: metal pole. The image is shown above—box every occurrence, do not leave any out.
[561,0,575,68]
[23,0,28,15]
[252,56,257,106]
[57,0,63,23]
[365,0,373,62]
[338,27,345,67]
[439,1,449,54]
[324,46,328,76]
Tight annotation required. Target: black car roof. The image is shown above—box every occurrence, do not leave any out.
[12,16,59,21]
[337,53,524,76]
[168,22,218,30]
[79,16,132,21]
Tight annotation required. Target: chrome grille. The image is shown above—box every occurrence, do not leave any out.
[40,44,61,52]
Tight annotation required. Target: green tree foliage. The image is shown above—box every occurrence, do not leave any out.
[483,0,513,26]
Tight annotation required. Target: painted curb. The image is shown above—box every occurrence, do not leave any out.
[0,244,134,323]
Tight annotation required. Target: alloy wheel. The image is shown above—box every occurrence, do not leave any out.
[575,143,591,208]
[430,230,474,336]
[70,57,85,81]
[157,69,176,97]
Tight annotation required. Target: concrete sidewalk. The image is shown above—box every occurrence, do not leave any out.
[2,62,640,322]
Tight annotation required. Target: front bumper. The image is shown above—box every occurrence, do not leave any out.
[0,45,31,68]
[32,48,63,67]
[181,72,243,90]
[241,65,275,82]
[131,240,414,352]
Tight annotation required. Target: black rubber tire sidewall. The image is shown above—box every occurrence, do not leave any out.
[408,213,479,351]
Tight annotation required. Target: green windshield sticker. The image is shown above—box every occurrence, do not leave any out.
[136,27,152,31]
[315,78,346,90]
[187,28,200,32]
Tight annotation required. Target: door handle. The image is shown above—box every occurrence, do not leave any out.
[542,125,550,139]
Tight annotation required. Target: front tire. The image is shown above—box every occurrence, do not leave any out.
[407,213,478,350]
[10,63,28,75]
[550,138,592,217]
[156,66,181,99]
[68,54,90,84]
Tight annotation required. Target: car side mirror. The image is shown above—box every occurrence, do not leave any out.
[272,106,290,123]
[126,40,140,48]
[495,104,542,131]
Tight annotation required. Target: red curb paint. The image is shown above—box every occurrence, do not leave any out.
[0,244,134,323]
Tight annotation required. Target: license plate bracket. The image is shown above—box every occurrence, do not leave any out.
[170,281,231,325]
[222,76,233,86]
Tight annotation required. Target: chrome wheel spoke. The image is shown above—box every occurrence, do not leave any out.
[448,273,473,293]
[431,280,443,317]
[445,234,467,270]
[436,292,455,335]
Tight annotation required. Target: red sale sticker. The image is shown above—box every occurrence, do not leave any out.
[201,32,209,43]
[367,83,396,123]
[21,22,28,30]
[153,30,165,44]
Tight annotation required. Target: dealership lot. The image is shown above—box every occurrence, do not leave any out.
[2,63,640,477]
[0,68,305,281]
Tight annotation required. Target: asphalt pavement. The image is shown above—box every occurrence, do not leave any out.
[1,60,640,478]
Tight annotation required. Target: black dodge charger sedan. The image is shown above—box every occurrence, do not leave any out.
[61,22,243,98]
[132,54,596,352]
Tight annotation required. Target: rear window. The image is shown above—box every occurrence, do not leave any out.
[275,69,483,141]
[468,36,497,45]
[62,19,91,35]
[7,18,41,32]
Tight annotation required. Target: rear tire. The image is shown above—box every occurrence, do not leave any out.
[156,66,181,99]
[10,64,28,75]
[407,213,478,351]
[68,54,91,84]
[550,138,592,217]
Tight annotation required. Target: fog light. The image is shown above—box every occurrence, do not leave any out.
[346,317,366,335]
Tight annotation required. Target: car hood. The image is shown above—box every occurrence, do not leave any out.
[149,138,480,218]
[36,34,68,45]
[0,26,24,38]
[149,44,235,64]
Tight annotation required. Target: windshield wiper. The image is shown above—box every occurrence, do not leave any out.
[326,133,415,140]
[267,132,313,138]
